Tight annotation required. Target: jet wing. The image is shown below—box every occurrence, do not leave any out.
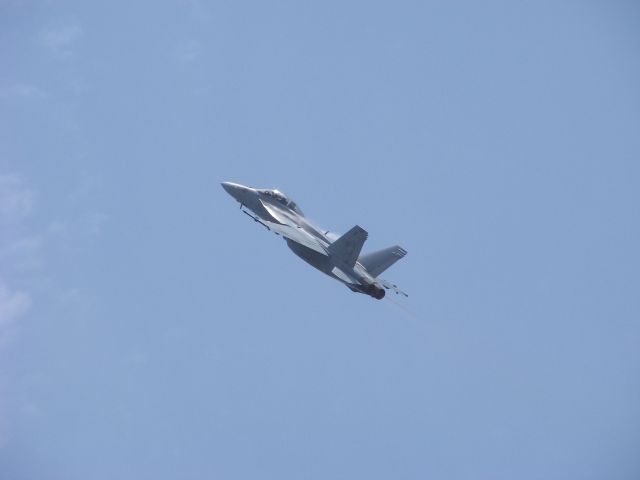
[264,221,328,255]
[378,278,409,297]
[257,200,328,255]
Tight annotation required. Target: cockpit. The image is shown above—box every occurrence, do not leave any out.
[259,189,304,215]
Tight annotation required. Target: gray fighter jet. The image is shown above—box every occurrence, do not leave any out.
[222,182,408,299]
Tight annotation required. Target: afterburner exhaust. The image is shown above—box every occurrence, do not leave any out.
[365,284,386,300]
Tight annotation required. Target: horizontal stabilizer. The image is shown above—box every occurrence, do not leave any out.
[328,225,368,269]
[358,245,407,277]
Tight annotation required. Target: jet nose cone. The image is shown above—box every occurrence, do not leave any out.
[221,181,236,195]
[221,181,249,203]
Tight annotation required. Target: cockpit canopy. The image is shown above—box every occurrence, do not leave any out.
[259,189,304,215]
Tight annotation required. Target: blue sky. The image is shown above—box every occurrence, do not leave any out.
[1,1,639,479]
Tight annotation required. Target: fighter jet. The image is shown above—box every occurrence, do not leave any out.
[222,182,408,299]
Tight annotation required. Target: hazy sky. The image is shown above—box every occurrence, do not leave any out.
[1,1,639,479]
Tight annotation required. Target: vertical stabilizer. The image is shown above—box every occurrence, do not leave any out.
[327,226,368,269]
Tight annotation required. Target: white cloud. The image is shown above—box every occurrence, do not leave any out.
[0,84,47,100]
[40,23,82,59]
[175,39,201,63]
[0,173,38,447]
[0,234,44,272]
[130,350,149,365]
[0,176,42,271]
[0,174,36,344]
[0,174,36,220]
[0,281,30,345]
[47,220,69,238]
[83,212,109,237]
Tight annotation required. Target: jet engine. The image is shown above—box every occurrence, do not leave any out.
[365,284,386,300]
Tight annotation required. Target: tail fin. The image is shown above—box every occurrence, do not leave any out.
[328,225,368,269]
[358,246,407,277]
